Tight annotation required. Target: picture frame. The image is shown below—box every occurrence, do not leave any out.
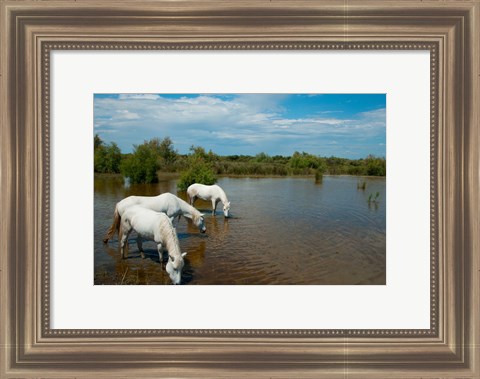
[1,0,478,377]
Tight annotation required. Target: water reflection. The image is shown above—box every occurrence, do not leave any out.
[209,217,229,237]
[96,242,171,285]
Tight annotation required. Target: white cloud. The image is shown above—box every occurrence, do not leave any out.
[118,94,161,100]
[116,110,140,120]
[94,95,386,157]
[95,129,118,134]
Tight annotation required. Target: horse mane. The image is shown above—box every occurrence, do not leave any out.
[190,206,202,224]
[177,196,202,224]
[160,216,182,264]
[214,185,228,204]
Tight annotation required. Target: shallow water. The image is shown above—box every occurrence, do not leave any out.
[94,175,386,285]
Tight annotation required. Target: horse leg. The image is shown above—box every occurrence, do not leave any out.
[120,223,132,259]
[156,243,164,265]
[212,198,219,215]
[168,215,179,227]
[137,234,145,259]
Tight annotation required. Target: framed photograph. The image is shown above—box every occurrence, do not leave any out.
[1,1,478,378]
[93,92,387,287]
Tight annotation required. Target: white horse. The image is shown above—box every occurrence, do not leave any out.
[103,192,206,244]
[187,183,231,217]
[119,205,186,285]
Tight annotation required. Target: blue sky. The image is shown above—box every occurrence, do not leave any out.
[94,94,386,158]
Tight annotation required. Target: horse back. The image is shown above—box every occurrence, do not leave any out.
[123,206,163,240]
[119,194,172,216]
[117,195,141,216]
[188,183,220,200]
[187,183,200,196]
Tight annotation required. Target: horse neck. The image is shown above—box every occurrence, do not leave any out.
[218,188,228,204]
[178,198,199,221]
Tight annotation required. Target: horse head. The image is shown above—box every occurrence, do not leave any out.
[194,213,207,233]
[223,202,231,218]
[166,252,187,285]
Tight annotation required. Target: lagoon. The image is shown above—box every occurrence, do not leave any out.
[94,175,386,285]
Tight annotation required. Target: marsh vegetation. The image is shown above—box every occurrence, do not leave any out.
[94,135,386,185]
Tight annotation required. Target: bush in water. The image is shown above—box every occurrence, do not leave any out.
[177,162,216,191]
[121,143,159,184]
[177,145,217,190]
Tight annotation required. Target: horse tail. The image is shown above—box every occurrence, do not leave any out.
[187,185,197,205]
[118,220,123,245]
[118,219,128,258]
[103,206,121,244]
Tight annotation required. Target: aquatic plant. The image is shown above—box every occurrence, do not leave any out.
[368,191,380,203]
[357,180,366,190]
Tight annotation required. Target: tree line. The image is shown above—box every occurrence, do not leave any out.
[94,135,386,186]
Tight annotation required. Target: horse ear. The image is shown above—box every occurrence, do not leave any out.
[182,252,187,258]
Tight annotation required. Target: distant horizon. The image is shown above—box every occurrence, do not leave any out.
[94,93,386,159]
[100,136,385,161]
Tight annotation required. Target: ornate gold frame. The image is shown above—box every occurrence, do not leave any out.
[1,1,478,377]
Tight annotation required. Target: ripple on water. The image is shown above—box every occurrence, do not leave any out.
[94,175,386,285]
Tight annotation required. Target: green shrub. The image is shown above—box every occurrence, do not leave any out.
[93,137,122,174]
[121,143,159,184]
[365,155,386,176]
[255,152,272,163]
[145,137,178,171]
[177,162,216,191]
[177,146,217,190]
